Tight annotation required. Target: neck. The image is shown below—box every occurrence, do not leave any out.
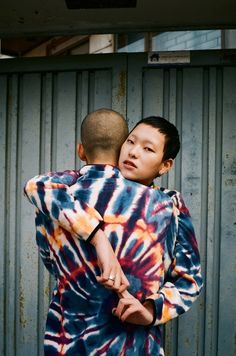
[86,154,118,166]
[88,159,117,166]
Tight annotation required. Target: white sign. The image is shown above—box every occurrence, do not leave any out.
[148,51,190,64]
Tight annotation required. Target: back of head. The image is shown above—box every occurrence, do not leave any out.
[81,108,128,161]
[133,116,180,161]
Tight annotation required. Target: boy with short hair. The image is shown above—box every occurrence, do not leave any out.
[25,109,202,355]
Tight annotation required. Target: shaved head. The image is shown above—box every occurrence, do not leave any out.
[81,108,128,162]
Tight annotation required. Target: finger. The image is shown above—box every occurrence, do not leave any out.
[117,283,129,294]
[115,298,135,318]
[111,267,129,292]
[99,280,117,289]
[120,306,138,322]
[113,270,121,291]
[117,281,130,294]
[114,299,126,318]
[100,264,117,284]
[96,275,106,283]
[96,275,117,290]
[118,290,133,299]
[117,283,127,294]
[96,275,113,284]
[109,267,119,288]
[117,273,130,293]
[101,264,112,281]
[121,272,130,286]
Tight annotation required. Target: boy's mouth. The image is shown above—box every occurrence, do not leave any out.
[123,160,137,168]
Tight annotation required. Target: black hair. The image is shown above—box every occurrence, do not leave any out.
[133,116,180,161]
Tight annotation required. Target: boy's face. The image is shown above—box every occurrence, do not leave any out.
[118,123,170,186]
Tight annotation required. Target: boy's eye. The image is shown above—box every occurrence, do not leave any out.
[144,147,154,152]
[127,138,134,144]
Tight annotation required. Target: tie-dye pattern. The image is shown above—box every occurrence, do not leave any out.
[24,165,203,355]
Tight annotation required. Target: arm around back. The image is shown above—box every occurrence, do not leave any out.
[24,170,103,241]
[145,189,203,325]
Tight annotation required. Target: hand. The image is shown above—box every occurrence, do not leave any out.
[90,229,130,293]
[112,290,154,326]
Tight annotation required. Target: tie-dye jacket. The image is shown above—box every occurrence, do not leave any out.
[24,164,203,356]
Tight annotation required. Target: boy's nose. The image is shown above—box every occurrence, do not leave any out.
[128,146,139,158]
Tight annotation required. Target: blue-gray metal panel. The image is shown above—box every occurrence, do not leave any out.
[127,55,144,128]
[89,69,112,111]
[200,67,210,356]
[218,67,236,356]
[126,54,236,356]
[168,68,182,192]
[37,73,54,356]
[111,63,127,117]
[52,72,77,171]
[143,68,164,118]
[40,73,53,173]
[178,67,205,356]
[1,52,236,356]
[0,54,128,74]
[5,75,19,356]
[204,67,223,356]
[0,75,7,355]
[0,57,127,356]
[140,65,205,356]
[75,71,89,169]
[17,73,42,355]
[141,67,179,356]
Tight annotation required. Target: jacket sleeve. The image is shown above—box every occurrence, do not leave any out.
[24,170,103,241]
[35,208,56,276]
[145,190,203,325]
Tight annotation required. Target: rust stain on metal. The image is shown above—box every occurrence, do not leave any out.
[184,337,190,347]
[44,285,50,298]
[116,71,126,102]
[225,178,236,186]
[19,273,27,328]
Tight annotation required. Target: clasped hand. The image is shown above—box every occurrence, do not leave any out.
[113,290,154,325]
[91,229,154,326]
[90,229,130,293]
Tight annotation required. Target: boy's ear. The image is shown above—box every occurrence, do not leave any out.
[159,159,174,176]
[77,143,87,162]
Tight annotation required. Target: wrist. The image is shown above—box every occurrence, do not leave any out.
[87,221,104,244]
[143,299,156,326]
[90,229,106,247]
[143,300,154,316]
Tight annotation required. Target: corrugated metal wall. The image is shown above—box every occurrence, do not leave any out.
[0,52,235,356]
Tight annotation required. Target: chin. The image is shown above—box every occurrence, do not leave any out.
[123,173,136,181]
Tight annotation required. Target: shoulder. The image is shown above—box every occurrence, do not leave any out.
[45,169,81,185]
[124,179,172,202]
[158,187,190,216]
[135,183,175,214]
